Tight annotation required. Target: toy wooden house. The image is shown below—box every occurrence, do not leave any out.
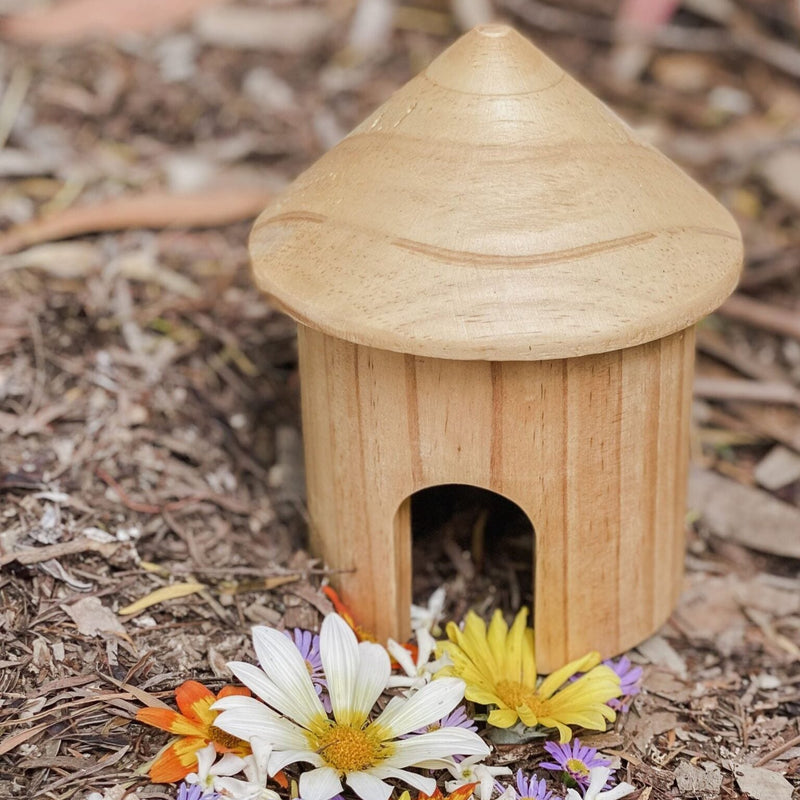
[249,25,742,671]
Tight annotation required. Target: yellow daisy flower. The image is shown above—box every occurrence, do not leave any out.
[437,608,621,742]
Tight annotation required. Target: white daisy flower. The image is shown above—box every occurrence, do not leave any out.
[410,587,447,635]
[387,628,449,691]
[212,613,489,800]
[185,742,253,795]
[566,767,635,800]
[443,754,512,800]
[213,736,282,799]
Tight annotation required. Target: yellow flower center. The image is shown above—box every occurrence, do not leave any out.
[208,725,248,752]
[314,723,388,773]
[566,758,590,776]
[495,680,545,715]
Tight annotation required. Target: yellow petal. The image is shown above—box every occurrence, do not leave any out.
[487,707,520,728]
[119,581,206,615]
[537,651,602,698]
[486,609,510,675]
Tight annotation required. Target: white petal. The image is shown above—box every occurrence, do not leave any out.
[213,699,310,750]
[385,728,490,768]
[598,783,636,800]
[320,613,361,724]
[373,677,465,736]
[212,753,247,777]
[386,638,417,676]
[370,765,436,796]
[251,626,327,726]
[587,767,612,794]
[415,628,436,664]
[298,766,343,800]
[269,747,324,774]
[345,770,394,800]
[194,743,217,779]
[351,641,390,718]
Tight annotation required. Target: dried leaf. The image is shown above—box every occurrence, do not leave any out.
[0,186,272,255]
[118,581,206,615]
[689,466,800,559]
[675,761,722,798]
[62,597,127,638]
[734,764,794,800]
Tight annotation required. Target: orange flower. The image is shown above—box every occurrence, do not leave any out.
[403,784,478,800]
[322,585,419,664]
[322,585,376,642]
[136,680,251,782]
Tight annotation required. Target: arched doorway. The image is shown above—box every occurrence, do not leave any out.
[396,484,536,627]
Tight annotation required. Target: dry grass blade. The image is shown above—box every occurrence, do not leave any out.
[118,582,207,615]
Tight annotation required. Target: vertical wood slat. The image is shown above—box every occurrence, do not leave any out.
[297,325,694,672]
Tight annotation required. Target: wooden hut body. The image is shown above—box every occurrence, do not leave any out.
[249,25,742,671]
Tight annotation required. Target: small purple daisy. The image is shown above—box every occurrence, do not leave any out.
[540,738,612,790]
[177,782,217,800]
[604,656,643,711]
[496,770,558,800]
[285,627,326,681]
[410,703,477,737]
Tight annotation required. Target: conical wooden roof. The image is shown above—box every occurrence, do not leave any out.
[249,24,742,360]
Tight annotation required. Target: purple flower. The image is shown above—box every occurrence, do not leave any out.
[285,627,330,709]
[496,770,558,799]
[177,783,217,800]
[604,656,642,712]
[540,739,612,790]
[436,704,478,733]
[409,703,477,739]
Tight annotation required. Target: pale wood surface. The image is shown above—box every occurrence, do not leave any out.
[298,325,695,672]
[250,24,741,360]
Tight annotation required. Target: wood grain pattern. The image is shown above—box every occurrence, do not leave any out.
[250,24,742,360]
[298,325,695,672]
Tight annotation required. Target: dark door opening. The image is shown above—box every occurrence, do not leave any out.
[405,484,535,624]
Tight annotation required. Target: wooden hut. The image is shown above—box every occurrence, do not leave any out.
[248,24,742,671]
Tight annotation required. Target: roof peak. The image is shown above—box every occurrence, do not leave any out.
[423,24,563,97]
[248,25,742,360]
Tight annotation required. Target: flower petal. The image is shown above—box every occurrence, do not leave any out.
[136,707,207,738]
[175,680,217,726]
[351,641,390,719]
[213,696,310,750]
[373,678,465,737]
[224,661,326,735]
[269,747,324,774]
[320,613,361,725]
[384,728,489,768]
[370,765,436,796]
[148,736,207,782]
[298,766,344,800]
[537,652,602,698]
[251,626,327,727]
[345,770,394,800]
[486,707,519,728]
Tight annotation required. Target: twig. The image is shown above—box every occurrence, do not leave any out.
[694,376,800,408]
[0,186,272,255]
[755,729,800,765]
[0,537,121,567]
[717,293,800,341]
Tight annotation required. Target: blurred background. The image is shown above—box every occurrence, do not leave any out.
[1,1,800,798]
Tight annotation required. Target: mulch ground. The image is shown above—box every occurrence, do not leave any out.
[1,1,799,798]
